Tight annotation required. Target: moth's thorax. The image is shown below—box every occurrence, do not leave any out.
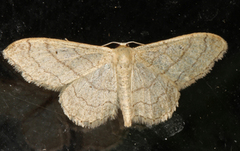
[115,46,132,84]
[115,46,133,127]
[115,46,132,83]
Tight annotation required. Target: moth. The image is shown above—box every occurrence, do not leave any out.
[3,33,227,128]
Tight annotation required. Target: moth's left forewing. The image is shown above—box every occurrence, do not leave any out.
[134,33,227,90]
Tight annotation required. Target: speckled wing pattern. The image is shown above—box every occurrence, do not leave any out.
[59,62,118,128]
[130,33,227,126]
[135,33,227,90]
[3,38,113,91]
[131,60,180,126]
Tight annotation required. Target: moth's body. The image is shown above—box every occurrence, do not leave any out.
[115,45,133,127]
[3,33,227,128]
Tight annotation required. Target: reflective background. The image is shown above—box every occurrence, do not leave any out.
[0,0,239,150]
